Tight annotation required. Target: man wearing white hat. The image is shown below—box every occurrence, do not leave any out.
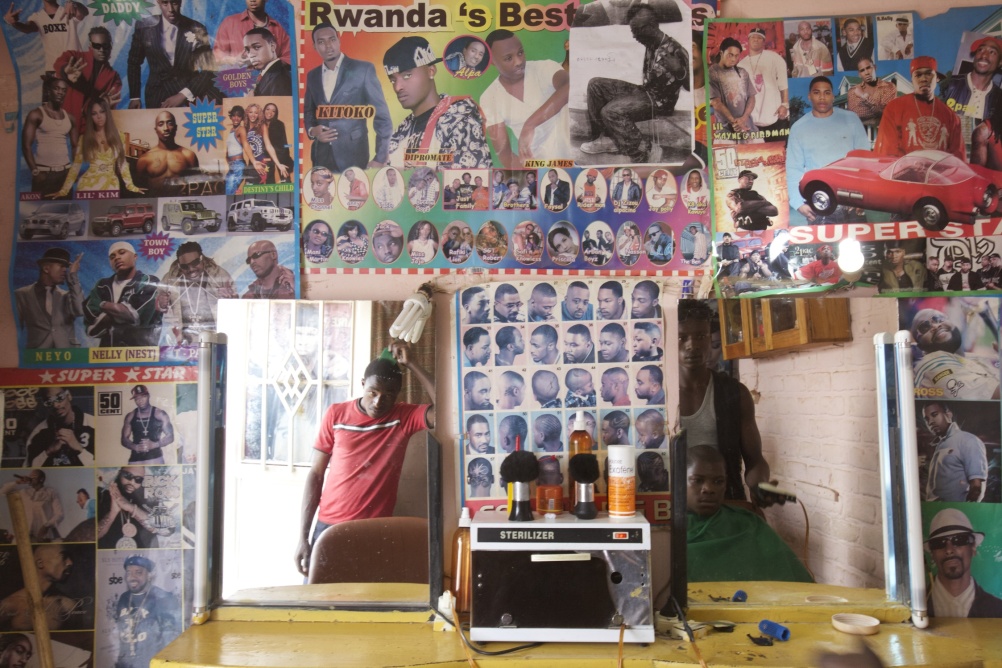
[84,241,162,347]
[925,507,1002,617]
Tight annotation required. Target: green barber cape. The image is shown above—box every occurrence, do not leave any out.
[687,505,813,583]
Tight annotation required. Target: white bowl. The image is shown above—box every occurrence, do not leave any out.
[831,613,881,635]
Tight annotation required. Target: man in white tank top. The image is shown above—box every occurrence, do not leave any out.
[4,0,85,74]
[21,76,77,195]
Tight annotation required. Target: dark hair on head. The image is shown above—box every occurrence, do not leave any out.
[362,357,403,387]
[496,325,518,349]
[463,326,489,348]
[602,367,629,383]
[485,28,517,48]
[719,36,742,54]
[89,25,112,41]
[246,26,277,45]
[547,225,574,249]
[500,414,527,439]
[568,280,588,292]
[530,282,557,299]
[534,413,561,441]
[626,3,658,23]
[634,321,661,338]
[312,21,338,40]
[461,286,485,308]
[467,414,489,430]
[634,279,660,300]
[604,410,630,432]
[567,323,592,341]
[601,322,626,338]
[77,488,90,498]
[809,75,833,91]
[637,452,668,489]
[0,633,31,655]
[640,364,663,385]
[686,443,725,469]
[532,323,558,345]
[177,241,202,257]
[842,17,860,29]
[464,371,488,392]
[494,283,519,301]
[599,280,623,298]
[229,105,245,118]
[678,299,713,324]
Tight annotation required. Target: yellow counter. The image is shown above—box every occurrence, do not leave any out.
[153,583,1002,667]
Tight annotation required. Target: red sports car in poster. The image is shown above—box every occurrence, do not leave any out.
[800,150,999,230]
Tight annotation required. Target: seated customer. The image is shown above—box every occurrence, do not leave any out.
[686,445,812,583]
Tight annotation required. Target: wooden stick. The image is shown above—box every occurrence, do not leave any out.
[6,491,56,668]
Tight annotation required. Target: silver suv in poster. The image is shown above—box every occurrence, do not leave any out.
[20,202,86,239]
[226,198,293,232]
[162,200,222,234]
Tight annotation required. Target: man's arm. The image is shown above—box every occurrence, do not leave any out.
[126,24,147,108]
[487,122,518,169]
[972,122,992,167]
[518,68,569,161]
[3,4,38,33]
[736,382,772,499]
[295,449,331,576]
[391,340,436,428]
[364,62,393,167]
[120,409,136,449]
[21,108,41,171]
[155,407,175,448]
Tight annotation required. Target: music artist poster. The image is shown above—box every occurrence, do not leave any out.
[297,0,715,274]
[3,0,300,368]
[706,7,1002,300]
[0,366,200,660]
[453,278,672,524]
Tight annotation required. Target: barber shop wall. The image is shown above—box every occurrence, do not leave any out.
[740,298,898,587]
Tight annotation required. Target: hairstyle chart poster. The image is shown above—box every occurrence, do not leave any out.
[4,0,300,368]
[0,366,201,664]
[297,0,715,274]
[453,278,672,524]
[705,7,1002,299]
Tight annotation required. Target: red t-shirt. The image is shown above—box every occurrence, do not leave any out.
[314,399,430,525]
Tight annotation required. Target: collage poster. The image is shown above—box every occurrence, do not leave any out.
[3,0,300,368]
[707,7,1002,300]
[297,0,714,274]
[454,278,672,524]
[0,366,200,666]
[897,297,1002,617]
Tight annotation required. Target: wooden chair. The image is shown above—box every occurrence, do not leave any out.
[307,516,429,584]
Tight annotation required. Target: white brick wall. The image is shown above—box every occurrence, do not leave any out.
[739,297,899,588]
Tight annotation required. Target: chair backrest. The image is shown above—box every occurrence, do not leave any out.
[308,516,429,585]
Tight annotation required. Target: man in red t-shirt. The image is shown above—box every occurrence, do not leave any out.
[295,341,435,577]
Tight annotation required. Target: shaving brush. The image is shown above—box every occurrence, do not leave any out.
[569,453,600,520]
[500,451,539,522]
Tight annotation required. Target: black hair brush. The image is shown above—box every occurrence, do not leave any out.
[500,451,539,522]
[569,453,600,520]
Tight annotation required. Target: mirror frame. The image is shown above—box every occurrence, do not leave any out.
[196,300,443,614]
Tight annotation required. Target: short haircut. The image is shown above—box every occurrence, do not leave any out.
[809,75,833,91]
[687,443,725,469]
[496,325,518,349]
[626,3,658,22]
[601,322,626,339]
[312,21,338,40]
[532,324,558,345]
[501,370,524,387]
[499,414,527,441]
[461,286,486,308]
[464,371,488,393]
[568,280,589,292]
[842,17,860,29]
[532,370,559,398]
[634,280,659,300]
[466,414,489,431]
[602,367,629,384]
[639,364,663,386]
[229,105,245,118]
[494,283,519,302]
[485,28,516,48]
[565,368,591,388]
[634,321,661,339]
[177,241,202,257]
[463,326,489,348]
[468,456,492,476]
[637,408,663,424]
[678,299,713,324]
[637,452,666,484]
[362,358,403,387]
[604,410,630,432]
[89,25,112,41]
[535,413,561,441]
[245,26,277,46]
[530,283,558,300]
[567,323,592,341]
[922,400,951,415]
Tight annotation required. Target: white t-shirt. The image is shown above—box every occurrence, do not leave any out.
[481,59,571,161]
[737,50,788,127]
[29,6,80,72]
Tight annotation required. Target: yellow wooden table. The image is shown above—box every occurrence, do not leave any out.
[153,583,1002,667]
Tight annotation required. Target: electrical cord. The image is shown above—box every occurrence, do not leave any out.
[797,497,815,581]
[668,596,709,668]
[429,600,544,657]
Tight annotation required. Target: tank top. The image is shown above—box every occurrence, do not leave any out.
[679,382,719,448]
[226,128,243,159]
[36,108,72,167]
[129,409,165,462]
